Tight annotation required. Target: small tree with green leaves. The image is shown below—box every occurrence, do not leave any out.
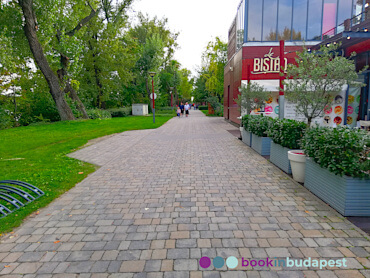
[236,82,270,115]
[284,44,361,127]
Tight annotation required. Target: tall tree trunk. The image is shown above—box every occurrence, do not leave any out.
[19,0,75,121]
[57,55,89,119]
[94,62,105,109]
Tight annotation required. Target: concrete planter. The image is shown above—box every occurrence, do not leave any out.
[241,129,252,147]
[270,142,292,174]
[251,134,271,156]
[305,158,370,216]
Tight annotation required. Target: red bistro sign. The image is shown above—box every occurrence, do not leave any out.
[242,45,302,81]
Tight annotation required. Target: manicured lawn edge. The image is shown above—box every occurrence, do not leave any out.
[0,116,171,234]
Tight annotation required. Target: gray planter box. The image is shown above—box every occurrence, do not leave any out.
[251,134,271,156]
[305,158,370,216]
[242,129,252,147]
[270,141,292,174]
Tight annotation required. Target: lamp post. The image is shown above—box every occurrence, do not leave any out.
[169,87,174,107]
[279,40,285,120]
[149,72,156,123]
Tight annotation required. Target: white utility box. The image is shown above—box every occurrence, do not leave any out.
[132,104,148,116]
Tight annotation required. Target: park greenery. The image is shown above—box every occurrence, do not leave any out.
[0,116,171,233]
[0,0,226,128]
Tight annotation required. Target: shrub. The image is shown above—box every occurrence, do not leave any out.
[107,107,132,117]
[0,108,13,130]
[87,109,112,119]
[198,106,208,110]
[267,119,306,149]
[246,115,274,137]
[242,115,250,130]
[301,126,370,178]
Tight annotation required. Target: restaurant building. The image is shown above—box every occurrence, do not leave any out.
[225,0,370,126]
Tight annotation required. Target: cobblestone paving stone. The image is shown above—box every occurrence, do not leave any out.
[1,110,370,277]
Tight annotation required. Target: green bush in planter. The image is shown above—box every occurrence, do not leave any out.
[242,115,250,130]
[301,126,370,178]
[267,119,306,149]
[246,115,274,137]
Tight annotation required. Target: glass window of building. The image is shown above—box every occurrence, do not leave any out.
[292,0,308,40]
[236,0,245,49]
[263,0,278,41]
[278,0,293,40]
[337,0,353,33]
[247,0,263,41]
[353,0,364,25]
[364,0,369,20]
[307,0,323,40]
[322,0,337,38]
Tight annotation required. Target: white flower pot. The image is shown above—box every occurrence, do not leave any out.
[288,150,306,183]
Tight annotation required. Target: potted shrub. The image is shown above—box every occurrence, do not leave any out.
[241,115,252,147]
[301,126,370,216]
[267,119,306,175]
[247,115,274,156]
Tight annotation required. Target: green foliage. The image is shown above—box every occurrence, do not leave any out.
[0,116,172,233]
[236,82,271,114]
[267,119,306,149]
[246,115,274,137]
[206,96,223,116]
[242,114,251,130]
[284,44,361,126]
[106,107,132,117]
[301,126,370,178]
[0,106,12,130]
[198,105,208,110]
[87,109,112,119]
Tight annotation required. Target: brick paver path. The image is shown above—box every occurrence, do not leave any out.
[1,110,370,278]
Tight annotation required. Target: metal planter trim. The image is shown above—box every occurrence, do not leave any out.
[305,158,370,217]
[270,141,292,174]
[251,134,271,156]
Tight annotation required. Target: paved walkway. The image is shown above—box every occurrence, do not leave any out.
[1,110,370,278]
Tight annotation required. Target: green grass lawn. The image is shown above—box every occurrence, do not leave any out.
[0,116,171,234]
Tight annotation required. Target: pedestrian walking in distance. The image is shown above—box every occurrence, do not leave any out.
[184,102,190,118]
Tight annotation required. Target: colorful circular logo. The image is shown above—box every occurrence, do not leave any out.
[347,116,353,125]
[200,256,240,269]
[213,257,225,268]
[348,95,355,104]
[334,106,343,115]
[334,116,342,125]
[199,257,211,269]
[265,106,273,112]
[323,116,331,125]
[347,106,353,114]
[324,106,332,114]
[335,95,343,104]
[274,106,279,114]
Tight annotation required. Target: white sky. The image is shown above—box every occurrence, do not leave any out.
[130,0,242,74]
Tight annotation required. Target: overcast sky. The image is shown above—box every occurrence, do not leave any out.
[130,0,242,74]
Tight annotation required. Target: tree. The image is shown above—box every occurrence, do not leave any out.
[236,82,270,115]
[79,0,136,109]
[127,13,179,110]
[284,44,361,127]
[16,0,102,120]
[201,37,227,103]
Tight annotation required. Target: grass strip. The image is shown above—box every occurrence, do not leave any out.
[0,116,171,234]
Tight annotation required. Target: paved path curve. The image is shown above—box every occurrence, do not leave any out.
[1,110,370,278]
